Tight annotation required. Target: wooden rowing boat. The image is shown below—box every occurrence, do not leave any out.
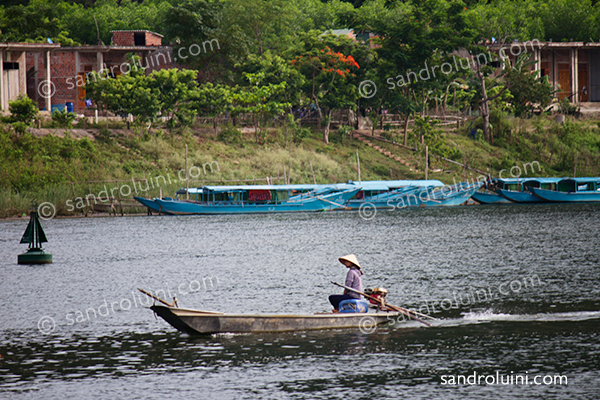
[150,305,399,334]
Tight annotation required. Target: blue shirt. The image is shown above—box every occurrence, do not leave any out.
[345,268,362,299]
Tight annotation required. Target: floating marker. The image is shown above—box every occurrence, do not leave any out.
[18,203,52,264]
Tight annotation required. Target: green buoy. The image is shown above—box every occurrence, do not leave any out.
[18,204,52,265]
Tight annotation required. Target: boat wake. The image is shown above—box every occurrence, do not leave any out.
[414,309,600,329]
[461,309,600,322]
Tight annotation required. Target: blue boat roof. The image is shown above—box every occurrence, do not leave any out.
[559,177,600,183]
[347,180,444,189]
[178,184,322,194]
[495,177,562,183]
[532,178,563,183]
[205,184,322,191]
[176,180,444,194]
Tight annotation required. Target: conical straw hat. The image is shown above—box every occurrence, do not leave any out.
[339,254,361,269]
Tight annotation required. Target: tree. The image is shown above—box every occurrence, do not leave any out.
[64,0,170,45]
[292,33,362,143]
[474,58,506,143]
[540,0,595,42]
[225,0,302,56]
[191,82,234,133]
[350,0,476,143]
[231,73,290,143]
[503,54,555,116]
[162,0,246,83]
[145,69,199,127]
[85,62,159,124]
[473,49,555,142]
[469,0,544,43]
[0,0,64,42]
[236,51,306,107]
[412,116,460,159]
[85,63,198,128]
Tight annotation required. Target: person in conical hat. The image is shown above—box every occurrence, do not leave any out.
[329,254,364,313]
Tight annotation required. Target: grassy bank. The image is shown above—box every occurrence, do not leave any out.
[1,114,598,218]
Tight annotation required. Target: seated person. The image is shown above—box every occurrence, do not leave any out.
[329,254,363,313]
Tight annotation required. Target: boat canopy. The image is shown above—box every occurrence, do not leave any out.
[346,182,389,191]
[558,177,600,192]
[176,180,444,195]
[203,184,322,192]
[560,177,600,183]
[495,177,536,184]
[346,180,444,189]
[495,177,562,191]
[177,184,321,195]
[495,177,562,183]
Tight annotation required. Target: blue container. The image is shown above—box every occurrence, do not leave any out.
[339,299,369,313]
[66,102,74,113]
[51,103,66,113]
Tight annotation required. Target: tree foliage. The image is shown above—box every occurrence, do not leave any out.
[2,0,597,145]
[85,63,198,127]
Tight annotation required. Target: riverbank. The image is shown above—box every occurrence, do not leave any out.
[2,114,598,218]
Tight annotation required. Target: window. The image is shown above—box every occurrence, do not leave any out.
[134,33,146,46]
[3,62,19,70]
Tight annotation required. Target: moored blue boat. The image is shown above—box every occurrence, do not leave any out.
[530,177,600,203]
[419,181,483,207]
[496,178,561,203]
[346,180,444,210]
[154,184,360,214]
[471,178,523,205]
[384,181,483,208]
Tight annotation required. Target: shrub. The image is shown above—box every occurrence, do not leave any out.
[95,128,112,143]
[5,95,39,126]
[337,125,352,142]
[381,129,395,141]
[489,109,512,140]
[558,98,579,116]
[217,124,242,144]
[11,122,29,135]
[492,154,516,171]
[293,127,311,144]
[52,109,77,128]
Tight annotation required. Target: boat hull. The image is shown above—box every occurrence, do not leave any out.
[399,183,482,207]
[472,191,512,204]
[151,305,398,334]
[134,197,173,214]
[154,189,359,215]
[530,187,600,203]
[419,185,480,207]
[496,188,545,203]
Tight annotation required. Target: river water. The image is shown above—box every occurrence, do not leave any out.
[1,204,599,399]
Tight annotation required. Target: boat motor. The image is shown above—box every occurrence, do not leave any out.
[364,287,388,305]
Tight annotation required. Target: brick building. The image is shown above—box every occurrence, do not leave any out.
[489,41,600,104]
[24,30,174,115]
[1,42,60,112]
[111,30,164,47]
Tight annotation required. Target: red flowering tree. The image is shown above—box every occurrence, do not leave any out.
[292,44,360,144]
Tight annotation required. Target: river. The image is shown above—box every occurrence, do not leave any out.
[1,203,599,399]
